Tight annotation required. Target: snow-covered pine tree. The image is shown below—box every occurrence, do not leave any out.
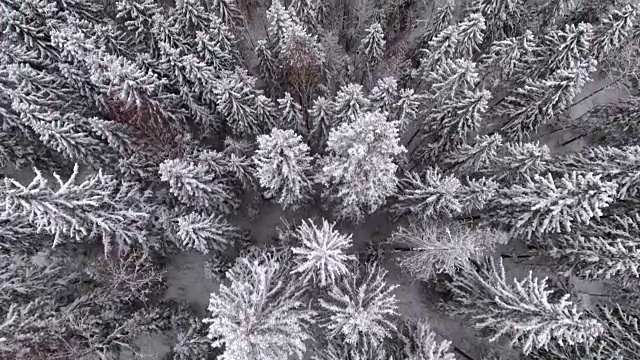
[392,168,464,218]
[277,92,305,132]
[447,257,604,355]
[444,134,503,175]
[590,5,638,62]
[204,254,314,360]
[253,94,278,134]
[594,304,640,359]
[319,111,405,222]
[291,218,356,286]
[546,232,640,281]
[175,212,241,254]
[498,59,597,141]
[424,58,480,104]
[197,14,239,63]
[52,21,185,139]
[255,39,279,93]
[309,96,336,152]
[0,130,60,173]
[150,42,219,130]
[116,0,161,49]
[394,88,423,134]
[417,24,460,74]
[390,221,503,281]
[492,172,618,239]
[319,263,399,355]
[266,0,297,58]
[253,128,314,209]
[455,13,486,59]
[533,211,640,281]
[554,145,640,199]
[392,167,497,218]
[332,83,371,124]
[212,69,264,136]
[359,22,386,72]
[478,30,540,86]
[0,164,150,254]
[420,88,492,159]
[481,141,552,183]
[8,99,117,168]
[280,18,325,96]
[369,77,399,113]
[290,0,317,32]
[208,0,243,29]
[469,0,523,44]
[159,155,239,214]
[536,0,575,30]
[185,146,256,192]
[413,0,454,63]
[169,0,212,35]
[535,22,593,78]
[390,318,457,360]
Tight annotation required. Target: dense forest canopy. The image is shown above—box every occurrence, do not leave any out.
[1,0,640,359]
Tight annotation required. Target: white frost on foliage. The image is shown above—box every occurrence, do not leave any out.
[204,255,314,360]
[319,263,399,353]
[448,257,604,354]
[319,111,405,222]
[159,156,238,214]
[391,221,504,281]
[253,128,314,209]
[291,219,356,286]
[0,164,149,254]
[495,172,618,239]
[175,212,239,254]
[359,22,386,67]
[332,83,371,124]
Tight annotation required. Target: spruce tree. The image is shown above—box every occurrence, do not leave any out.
[359,22,386,72]
[319,263,399,355]
[277,92,305,132]
[255,39,279,92]
[159,155,239,214]
[253,129,314,209]
[498,59,596,141]
[555,145,640,199]
[394,88,423,134]
[413,1,455,62]
[590,5,638,62]
[536,22,594,78]
[369,77,399,113]
[309,96,336,152]
[444,134,503,175]
[319,111,405,222]
[393,167,497,218]
[455,13,486,59]
[291,218,356,287]
[448,257,604,355]
[212,69,264,136]
[391,221,503,281]
[481,141,552,183]
[204,254,314,360]
[478,30,540,86]
[290,0,317,32]
[0,164,150,254]
[470,0,523,44]
[492,172,618,239]
[332,83,371,124]
[208,0,243,29]
[417,24,460,74]
[174,212,240,254]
